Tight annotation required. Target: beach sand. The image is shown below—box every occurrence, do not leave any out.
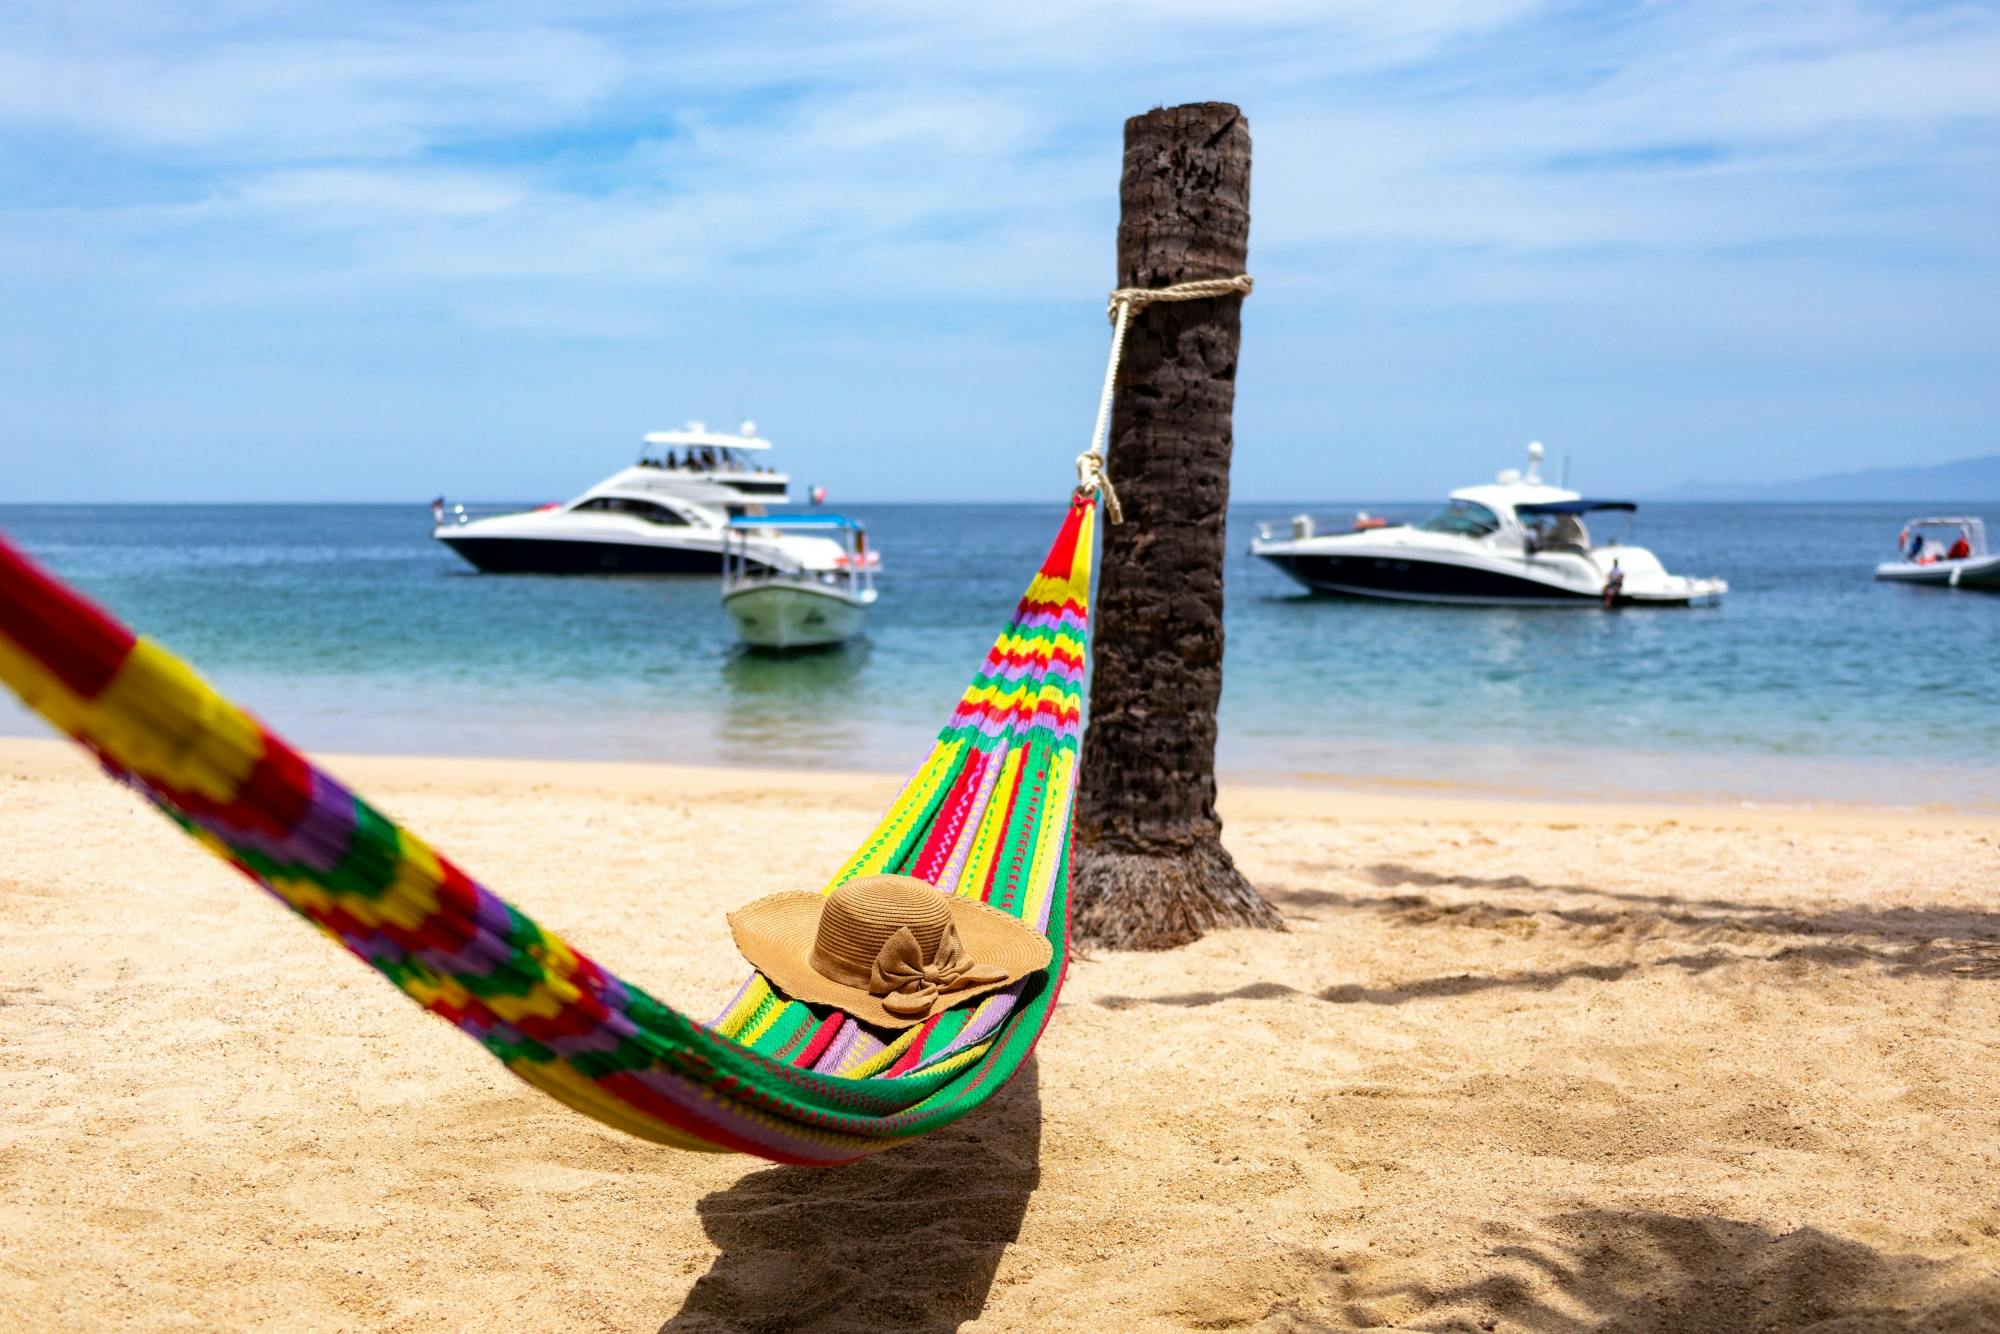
[2,736,1998,1332]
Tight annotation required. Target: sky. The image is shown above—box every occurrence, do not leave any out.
[2,0,1996,504]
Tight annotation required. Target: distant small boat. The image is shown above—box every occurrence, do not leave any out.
[1251,442,1727,607]
[721,514,878,650]
[1876,517,2000,590]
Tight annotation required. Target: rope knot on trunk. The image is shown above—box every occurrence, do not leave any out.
[1105,274,1254,322]
[1080,274,1253,527]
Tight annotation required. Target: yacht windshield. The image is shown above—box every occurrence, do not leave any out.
[1524,513,1591,551]
[574,497,689,525]
[1417,500,1500,538]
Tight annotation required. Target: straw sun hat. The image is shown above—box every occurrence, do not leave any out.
[728,874,1054,1030]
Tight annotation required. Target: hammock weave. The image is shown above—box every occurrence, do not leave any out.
[0,494,1096,1166]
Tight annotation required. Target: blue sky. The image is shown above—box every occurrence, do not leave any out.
[2,1,1996,503]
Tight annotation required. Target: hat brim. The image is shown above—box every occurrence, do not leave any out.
[728,888,1054,1031]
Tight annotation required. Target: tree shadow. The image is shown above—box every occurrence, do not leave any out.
[659,1060,1041,1334]
[1273,871,2000,983]
[1354,863,2000,959]
[1093,870,2000,1011]
[1096,953,1736,1012]
[1347,1208,2000,1332]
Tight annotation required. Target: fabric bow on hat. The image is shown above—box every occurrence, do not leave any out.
[869,922,1009,1019]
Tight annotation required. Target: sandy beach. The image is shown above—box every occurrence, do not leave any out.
[3,736,1998,1331]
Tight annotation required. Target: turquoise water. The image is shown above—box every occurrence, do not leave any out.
[1,502,1994,807]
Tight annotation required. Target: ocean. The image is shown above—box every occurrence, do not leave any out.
[1,501,1993,808]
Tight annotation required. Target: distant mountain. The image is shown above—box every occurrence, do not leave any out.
[1655,453,2000,502]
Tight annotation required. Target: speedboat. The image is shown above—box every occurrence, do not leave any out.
[433,421,811,574]
[1250,442,1727,607]
[1876,517,2000,590]
[721,515,878,650]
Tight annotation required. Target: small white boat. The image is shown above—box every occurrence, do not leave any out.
[1876,517,2000,590]
[722,515,879,650]
[1251,442,1727,607]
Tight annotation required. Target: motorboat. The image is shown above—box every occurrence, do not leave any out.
[1250,442,1727,607]
[1876,517,2000,590]
[721,514,878,650]
[433,421,809,574]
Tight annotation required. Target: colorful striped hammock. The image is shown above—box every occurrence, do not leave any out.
[0,494,1095,1166]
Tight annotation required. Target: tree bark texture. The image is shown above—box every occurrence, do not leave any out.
[1071,102,1283,950]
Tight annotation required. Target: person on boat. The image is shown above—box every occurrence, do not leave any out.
[1602,559,1625,609]
[1949,529,1973,561]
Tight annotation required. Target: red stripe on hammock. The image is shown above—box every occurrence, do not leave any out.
[885,1014,941,1077]
[0,537,137,699]
[791,1012,845,1069]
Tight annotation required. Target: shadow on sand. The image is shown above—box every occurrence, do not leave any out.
[1093,869,2000,1013]
[1351,1208,2000,1332]
[661,1061,1041,1334]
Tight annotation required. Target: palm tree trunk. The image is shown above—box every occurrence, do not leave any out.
[1071,102,1282,950]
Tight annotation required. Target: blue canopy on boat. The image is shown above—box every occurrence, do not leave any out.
[725,513,864,530]
[1515,499,1637,516]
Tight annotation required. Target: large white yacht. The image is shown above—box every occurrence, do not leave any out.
[1251,443,1727,607]
[433,422,832,575]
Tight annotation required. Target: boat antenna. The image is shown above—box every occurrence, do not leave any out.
[1525,440,1544,484]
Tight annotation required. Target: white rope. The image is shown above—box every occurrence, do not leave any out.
[1076,274,1254,526]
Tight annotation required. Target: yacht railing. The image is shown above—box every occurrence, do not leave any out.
[430,501,557,526]
[1252,512,1399,543]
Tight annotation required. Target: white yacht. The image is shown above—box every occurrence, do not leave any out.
[721,515,878,650]
[1251,443,1727,607]
[433,422,816,575]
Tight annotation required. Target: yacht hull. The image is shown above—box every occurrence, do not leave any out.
[1259,552,1599,605]
[1256,550,1721,607]
[438,534,743,575]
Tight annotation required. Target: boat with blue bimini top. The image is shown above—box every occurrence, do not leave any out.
[1876,517,2000,591]
[1251,442,1727,608]
[721,514,880,650]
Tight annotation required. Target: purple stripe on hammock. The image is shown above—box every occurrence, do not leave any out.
[810,1018,865,1074]
[830,1026,889,1075]
[1035,779,1078,936]
[905,988,1020,1074]
[709,974,759,1030]
[127,771,354,877]
[1010,606,1088,634]
[977,657,1084,687]
[944,711,1081,742]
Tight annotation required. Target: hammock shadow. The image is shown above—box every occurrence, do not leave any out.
[660,1060,1041,1334]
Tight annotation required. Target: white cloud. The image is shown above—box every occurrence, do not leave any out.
[2,0,1996,499]
[232,167,529,219]
[0,6,624,156]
